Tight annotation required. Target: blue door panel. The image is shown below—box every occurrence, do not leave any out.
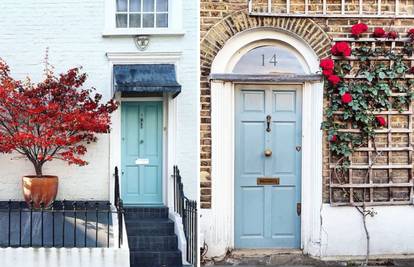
[125,166,139,195]
[271,186,298,247]
[241,122,266,174]
[271,187,296,235]
[121,102,163,205]
[240,186,265,237]
[235,86,302,248]
[272,123,296,176]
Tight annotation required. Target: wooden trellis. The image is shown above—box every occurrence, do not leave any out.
[329,37,414,206]
[248,0,414,18]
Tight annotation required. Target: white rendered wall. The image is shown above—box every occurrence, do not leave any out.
[0,247,130,267]
[320,204,414,259]
[0,0,199,201]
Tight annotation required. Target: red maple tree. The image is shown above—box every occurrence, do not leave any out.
[0,60,117,176]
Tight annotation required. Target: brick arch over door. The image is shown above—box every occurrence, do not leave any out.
[200,10,331,208]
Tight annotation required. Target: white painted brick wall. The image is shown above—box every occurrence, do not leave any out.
[0,0,199,201]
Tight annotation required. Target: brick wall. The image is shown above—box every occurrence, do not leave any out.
[200,0,414,208]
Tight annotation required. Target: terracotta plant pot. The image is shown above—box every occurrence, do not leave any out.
[22,175,58,208]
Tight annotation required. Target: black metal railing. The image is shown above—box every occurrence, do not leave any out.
[173,165,198,266]
[114,166,124,248]
[0,168,125,249]
[0,200,118,248]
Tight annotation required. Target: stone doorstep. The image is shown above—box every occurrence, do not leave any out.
[230,249,303,258]
[207,249,414,266]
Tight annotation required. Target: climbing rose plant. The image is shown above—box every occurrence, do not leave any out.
[321,26,414,171]
[351,23,368,38]
[0,60,118,176]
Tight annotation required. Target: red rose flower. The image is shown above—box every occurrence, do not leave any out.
[376,116,387,127]
[408,28,414,41]
[331,42,352,57]
[328,75,341,86]
[330,135,338,142]
[341,92,353,104]
[373,27,386,38]
[322,69,334,77]
[387,31,399,39]
[351,23,368,37]
[320,58,335,70]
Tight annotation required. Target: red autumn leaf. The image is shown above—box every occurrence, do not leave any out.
[0,59,118,176]
[341,92,353,104]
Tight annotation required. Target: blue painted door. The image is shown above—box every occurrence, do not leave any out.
[235,85,302,248]
[121,102,163,205]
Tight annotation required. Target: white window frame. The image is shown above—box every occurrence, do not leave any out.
[114,0,169,29]
[103,0,184,36]
[248,0,414,18]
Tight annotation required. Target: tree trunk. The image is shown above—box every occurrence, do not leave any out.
[34,163,43,177]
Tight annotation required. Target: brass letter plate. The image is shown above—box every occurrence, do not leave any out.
[257,177,280,185]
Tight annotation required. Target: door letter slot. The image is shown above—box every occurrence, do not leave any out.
[257,177,280,185]
[135,158,149,165]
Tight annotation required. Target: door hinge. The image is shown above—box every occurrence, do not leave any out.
[297,203,301,216]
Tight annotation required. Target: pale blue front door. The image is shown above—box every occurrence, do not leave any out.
[121,102,163,205]
[235,85,302,248]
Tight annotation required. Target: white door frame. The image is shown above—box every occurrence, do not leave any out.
[201,28,324,257]
[106,52,181,208]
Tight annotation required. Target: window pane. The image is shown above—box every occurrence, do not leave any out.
[156,13,168,27]
[156,0,168,12]
[116,0,127,12]
[130,0,141,12]
[143,14,154,27]
[116,14,128,28]
[129,14,141,27]
[143,0,155,12]
[232,45,305,74]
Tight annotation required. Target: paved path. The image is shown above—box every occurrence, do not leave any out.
[202,249,414,266]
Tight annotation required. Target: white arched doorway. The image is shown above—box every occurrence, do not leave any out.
[200,27,324,256]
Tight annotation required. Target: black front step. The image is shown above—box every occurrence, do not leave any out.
[130,251,182,267]
[125,206,182,267]
[128,235,178,251]
[124,207,168,219]
[125,219,175,236]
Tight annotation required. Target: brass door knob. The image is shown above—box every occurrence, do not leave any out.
[264,149,272,157]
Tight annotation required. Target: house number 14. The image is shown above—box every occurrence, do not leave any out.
[261,54,278,67]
